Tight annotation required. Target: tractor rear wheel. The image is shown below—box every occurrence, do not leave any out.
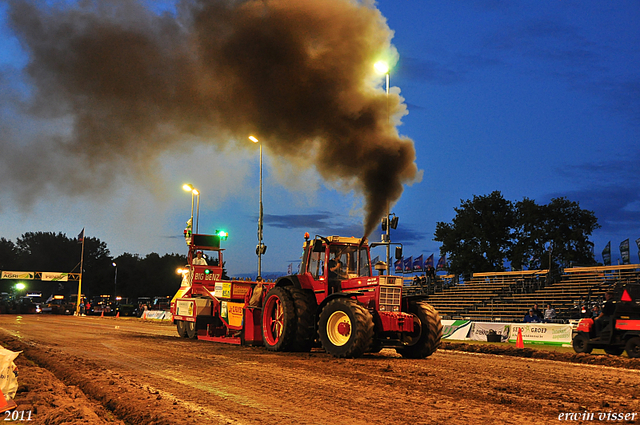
[572,333,593,354]
[285,287,317,352]
[176,320,188,338]
[186,320,197,339]
[625,337,640,358]
[318,298,374,358]
[396,301,443,359]
[262,287,296,351]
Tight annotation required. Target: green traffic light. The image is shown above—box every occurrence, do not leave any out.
[216,230,228,240]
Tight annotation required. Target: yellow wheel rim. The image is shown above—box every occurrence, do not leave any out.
[326,311,351,346]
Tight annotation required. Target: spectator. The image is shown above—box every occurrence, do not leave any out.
[591,304,600,319]
[531,304,543,321]
[426,265,436,284]
[192,250,207,265]
[523,309,541,323]
[594,291,615,333]
[544,304,556,322]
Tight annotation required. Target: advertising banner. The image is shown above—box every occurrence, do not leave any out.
[508,323,572,346]
[469,322,511,342]
[441,319,472,340]
[1,271,34,280]
[41,272,69,282]
[141,310,172,321]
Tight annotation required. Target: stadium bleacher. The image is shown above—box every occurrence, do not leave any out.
[423,264,640,322]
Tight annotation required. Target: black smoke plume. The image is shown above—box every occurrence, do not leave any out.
[3,0,419,236]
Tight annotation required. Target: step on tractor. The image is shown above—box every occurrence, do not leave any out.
[171,232,443,358]
[572,281,640,358]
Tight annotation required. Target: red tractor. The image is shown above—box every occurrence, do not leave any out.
[171,233,443,359]
[572,282,640,358]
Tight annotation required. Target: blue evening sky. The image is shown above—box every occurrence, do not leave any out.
[0,1,638,277]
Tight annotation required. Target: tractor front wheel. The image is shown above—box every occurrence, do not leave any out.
[318,298,373,358]
[625,337,640,358]
[572,333,593,354]
[262,287,296,351]
[396,301,443,359]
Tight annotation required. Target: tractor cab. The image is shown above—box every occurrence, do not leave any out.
[298,235,373,300]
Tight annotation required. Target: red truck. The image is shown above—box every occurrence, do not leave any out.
[171,233,442,358]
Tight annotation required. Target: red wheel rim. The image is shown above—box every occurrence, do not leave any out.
[263,295,284,345]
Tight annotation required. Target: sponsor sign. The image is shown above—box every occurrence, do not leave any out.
[441,319,472,340]
[141,310,172,321]
[227,302,244,327]
[231,283,251,299]
[175,300,195,318]
[1,271,34,280]
[508,323,572,346]
[469,322,511,342]
[41,272,69,282]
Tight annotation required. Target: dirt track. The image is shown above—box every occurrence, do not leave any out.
[0,315,638,425]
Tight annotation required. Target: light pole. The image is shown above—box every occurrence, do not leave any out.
[374,60,392,274]
[249,135,265,278]
[112,262,117,300]
[182,184,200,233]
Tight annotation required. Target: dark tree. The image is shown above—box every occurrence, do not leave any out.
[434,191,515,278]
[0,238,17,270]
[435,193,600,278]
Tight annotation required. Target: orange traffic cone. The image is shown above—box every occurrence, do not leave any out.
[100,310,104,318]
[516,327,524,349]
[116,312,120,318]
[0,388,17,413]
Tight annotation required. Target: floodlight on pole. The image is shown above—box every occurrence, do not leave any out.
[182,183,200,233]
[249,135,265,278]
[374,60,393,274]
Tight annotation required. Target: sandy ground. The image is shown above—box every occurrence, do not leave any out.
[0,315,638,425]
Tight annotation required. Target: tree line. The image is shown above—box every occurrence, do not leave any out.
[434,191,600,279]
[0,232,186,300]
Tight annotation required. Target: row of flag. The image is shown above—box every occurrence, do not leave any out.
[371,254,447,274]
[602,238,640,266]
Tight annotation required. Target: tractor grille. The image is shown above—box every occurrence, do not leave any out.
[379,285,401,312]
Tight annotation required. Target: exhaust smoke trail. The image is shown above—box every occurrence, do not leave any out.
[2,0,420,236]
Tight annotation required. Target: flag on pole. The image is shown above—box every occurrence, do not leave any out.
[437,254,447,271]
[413,254,424,272]
[394,258,403,273]
[403,257,412,273]
[620,239,630,265]
[372,256,380,265]
[636,238,640,263]
[77,228,85,244]
[425,254,434,269]
[602,241,611,266]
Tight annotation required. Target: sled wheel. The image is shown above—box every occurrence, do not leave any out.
[186,320,197,339]
[318,298,373,358]
[572,333,593,354]
[285,287,317,352]
[625,337,640,359]
[396,301,443,359]
[176,320,188,338]
[262,287,296,351]
[604,347,624,356]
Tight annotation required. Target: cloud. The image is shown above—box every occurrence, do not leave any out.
[397,54,499,86]
[551,154,640,236]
